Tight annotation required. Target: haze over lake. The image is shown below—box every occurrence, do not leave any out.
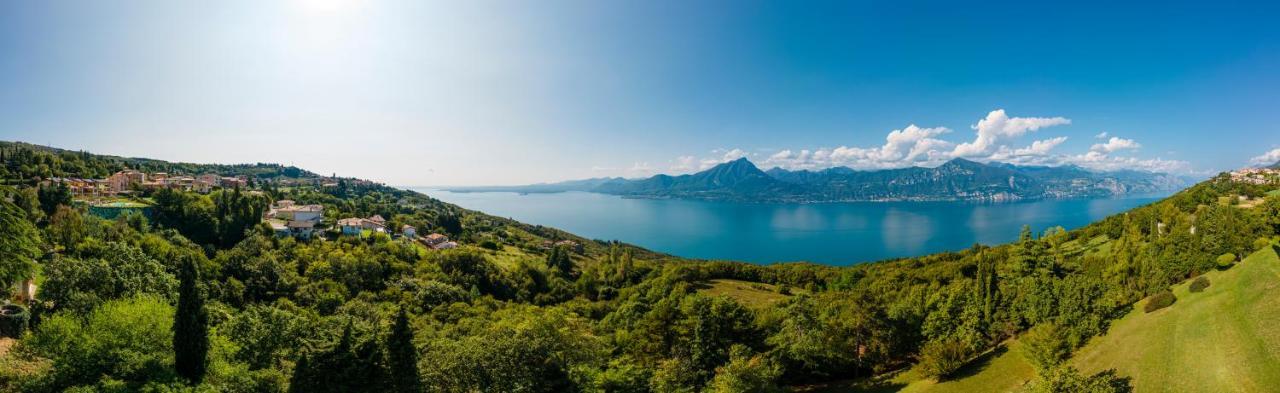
[418,189,1162,265]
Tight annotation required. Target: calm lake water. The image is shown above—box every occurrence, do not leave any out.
[416,189,1162,265]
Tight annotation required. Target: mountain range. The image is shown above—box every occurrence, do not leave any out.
[446,158,1195,203]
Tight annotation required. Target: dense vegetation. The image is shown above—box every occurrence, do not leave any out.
[0,142,1277,392]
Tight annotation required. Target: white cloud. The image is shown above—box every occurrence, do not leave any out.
[649,109,1195,176]
[626,162,656,176]
[1066,151,1191,173]
[1250,148,1280,166]
[1094,132,1109,139]
[1013,137,1069,157]
[761,124,954,170]
[669,155,697,173]
[952,109,1071,158]
[698,148,750,170]
[1090,137,1141,153]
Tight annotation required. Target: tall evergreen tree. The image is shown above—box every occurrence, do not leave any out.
[387,308,423,393]
[174,255,210,383]
[288,354,314,393]
[546,245,574,276]
[0,199,40,290]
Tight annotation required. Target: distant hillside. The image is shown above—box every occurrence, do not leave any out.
[0,140,318,181]
[453,157,1193,203]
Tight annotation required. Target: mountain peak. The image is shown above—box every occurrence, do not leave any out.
[710,157,761,172]
[939,157,986,169]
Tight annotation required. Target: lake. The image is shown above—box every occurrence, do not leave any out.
[416,189,1162,265]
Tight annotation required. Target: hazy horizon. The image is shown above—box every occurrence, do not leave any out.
[3,1,1280,186]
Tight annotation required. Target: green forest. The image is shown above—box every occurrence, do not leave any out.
[1,141,1279,393]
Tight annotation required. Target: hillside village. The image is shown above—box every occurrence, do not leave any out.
[44,169,470,250]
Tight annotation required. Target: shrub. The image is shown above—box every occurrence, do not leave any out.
[1030,366,1132,393]
[706,345,783,393]
[1216,253,1237,269]
[0,304,28,338]
[1255,237,1272,251]
[479,240,500,250]
[1143,290,1176,313]
[1020,323,1070,373]
[1189,276,1210,293]
[917,338,972,380]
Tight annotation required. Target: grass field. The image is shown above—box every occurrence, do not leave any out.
[1070,246,1280,393]
[695,279,801,308]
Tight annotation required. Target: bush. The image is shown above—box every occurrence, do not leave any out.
[479,239,500,250]
[1020,323,1070,373]
[1143,290,1176,313]
[917,338,972,380]
[1255,237,1272,251]
[706,345,783,393]
[1189,276,1210,293]
[1030,366,1132,393]
[1216,253,1237,269]
[0,304,29,338]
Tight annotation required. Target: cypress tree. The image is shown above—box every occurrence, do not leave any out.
[288,354,313,393]
[387,308,423,393]
[174,255,210,383]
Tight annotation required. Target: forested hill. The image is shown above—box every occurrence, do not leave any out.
[0,141,319,182]
[0,142,1277,393]
[449,157,1193,203]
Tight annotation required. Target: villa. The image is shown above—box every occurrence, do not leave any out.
[365,214,387,230]
[265,199,324,239]
[338,218,365,236]
[287,220,317,239]
[423,233,449,247]
[108,170,146,193]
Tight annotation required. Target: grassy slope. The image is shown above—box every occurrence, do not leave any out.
[814,246,1280,393]
[1070,246,1280,393]
[695,279,802,309]
[806,341,1036,393]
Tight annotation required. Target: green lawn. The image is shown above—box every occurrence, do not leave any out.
[1069,246,1280,393]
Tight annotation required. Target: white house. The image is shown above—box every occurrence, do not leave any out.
[338,218,365,236]
[364,215,387,231]
[401,225,417,238]
[287,220,317,239]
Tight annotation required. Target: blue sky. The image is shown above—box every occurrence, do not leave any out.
[1,1,1278,185]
